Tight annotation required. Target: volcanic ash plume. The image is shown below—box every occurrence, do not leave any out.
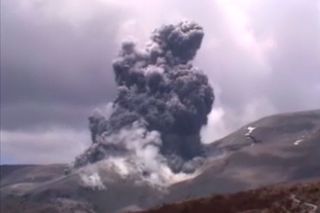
[74,21,214,176]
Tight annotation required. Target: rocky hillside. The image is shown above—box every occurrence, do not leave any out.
[1,109,320,213]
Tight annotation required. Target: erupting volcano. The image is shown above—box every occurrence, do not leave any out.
[73,21,214,174]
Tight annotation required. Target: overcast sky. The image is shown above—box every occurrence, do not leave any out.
[1,0,320,164]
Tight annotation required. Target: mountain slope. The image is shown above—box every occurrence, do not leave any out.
[1,109,320,213]
[168,109,320,202]
[140,180,320,213]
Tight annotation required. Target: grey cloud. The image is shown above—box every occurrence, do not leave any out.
[1,0,126,130]
[1,103,92,131]
[255,0,320,111]
[1,129,90,164]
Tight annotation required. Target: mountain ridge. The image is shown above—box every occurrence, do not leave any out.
[1,109,320,213]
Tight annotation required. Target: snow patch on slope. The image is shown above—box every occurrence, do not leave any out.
[293,139,304,146]
[245,126,256,136]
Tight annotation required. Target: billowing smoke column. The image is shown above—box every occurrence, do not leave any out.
[74,21,214,175]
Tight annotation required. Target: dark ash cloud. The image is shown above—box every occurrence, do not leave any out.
[75,21,214,174]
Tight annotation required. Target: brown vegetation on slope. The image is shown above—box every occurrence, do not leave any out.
[140,181,320,213]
